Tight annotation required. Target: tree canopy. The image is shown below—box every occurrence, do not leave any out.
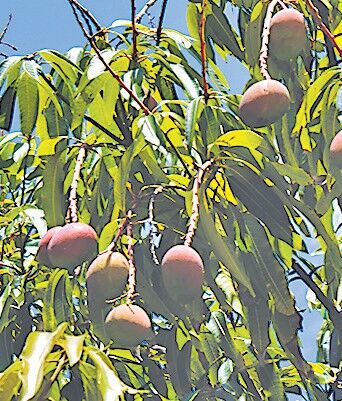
[0,0,341,400]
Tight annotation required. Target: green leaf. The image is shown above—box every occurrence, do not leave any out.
[0,360,22,401]
[0,86,16,131]
[58,334,85,367]
[39,50,80,84]
[227,164,292,243]
[37,137,67,156]
[270,162,313,186]
[87,348,139,401]
[212,130,263,149]
[40,152,67,227]
[19,323,67,401]
[42,269,72,331]
[199,190,255,295]
[16,71,39,136]
[185,97,203,146]
[244,216,295,316]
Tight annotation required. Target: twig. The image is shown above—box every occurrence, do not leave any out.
[156,0,169,45]
[305,0,342,57]
[148,185,163,265]
[126,210,137,304]
[67,0,101,31]
[36,354,66,401]
[101,215,130,254]
[131,0,138,60]
[259,0,279,80]
[66,144,87,224]
[292,261,341,328]
[67,0,151,116]
[200,0,209,101]
[184,160,213,247]
[0,15,17,53]
[0,14,13,43]
[136,0,160,23]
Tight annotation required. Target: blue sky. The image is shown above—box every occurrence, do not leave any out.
[1,0,321,367]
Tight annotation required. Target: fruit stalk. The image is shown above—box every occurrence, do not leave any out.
[259,0,285,80]
[126,210,137,304]
[66,144,87,224]
[200,0,209,101]
[304,0,342,57]
[184,160,213,247]
[101,215,129,254]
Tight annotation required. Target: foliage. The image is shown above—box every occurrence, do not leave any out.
[0,0,341,400]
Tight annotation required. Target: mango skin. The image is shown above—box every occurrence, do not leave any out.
[330,131,342,169]
[86,251,129,306]
[47,222,98,270]
[239,80,290,128]
[37,226,62,267]
[161,245,204,304]
[104,304,153,348]
[269,9,307,61]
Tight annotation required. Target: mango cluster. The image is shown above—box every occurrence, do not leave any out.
[239,8,307,128]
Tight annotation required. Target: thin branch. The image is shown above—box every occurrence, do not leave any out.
[156,0,169,45]
[136,0,160,23]
[184,159,213,247]
[67,0,101,31]
[0,14,18,54]
[292,262,341,328]
[259,0,279,80]
[126,210,137,304]
[0,14,13,42]
[66,144,87,224]
[131,0,138,60]
[67,0,151,116]
[200,0,209,101]
[305,0,342,57]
